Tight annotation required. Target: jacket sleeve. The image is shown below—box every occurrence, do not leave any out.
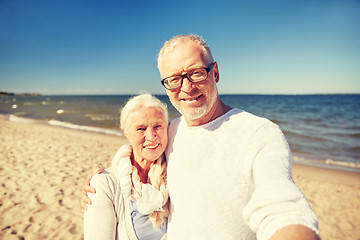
[84,171,118,240]
[243,122,319,240]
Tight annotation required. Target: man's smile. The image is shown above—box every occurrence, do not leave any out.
[180,94,203,102]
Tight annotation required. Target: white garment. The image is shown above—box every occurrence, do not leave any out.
[84,145,167,240]
[165,108,319,240]
[83,166,137,240]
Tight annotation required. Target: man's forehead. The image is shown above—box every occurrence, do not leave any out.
[159,43,207,74]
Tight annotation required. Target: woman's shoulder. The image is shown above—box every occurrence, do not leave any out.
[89,166,119,195]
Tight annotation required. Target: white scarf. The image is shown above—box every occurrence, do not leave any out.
[112,144,169,228]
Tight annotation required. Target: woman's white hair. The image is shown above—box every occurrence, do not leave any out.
[157,34,214,67]
[120,93,168,131]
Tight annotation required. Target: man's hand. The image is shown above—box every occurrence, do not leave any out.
[270,225,320,240]
[81,166,103,210]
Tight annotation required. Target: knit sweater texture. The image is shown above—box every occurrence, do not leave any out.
[165,108,319,240]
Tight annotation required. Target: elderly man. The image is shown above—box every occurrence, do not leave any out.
[82,34,320,240]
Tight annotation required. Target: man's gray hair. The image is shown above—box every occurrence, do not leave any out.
[120,93,168,131]
[157,34,214,67]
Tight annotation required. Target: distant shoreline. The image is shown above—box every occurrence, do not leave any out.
[0,91,42,96]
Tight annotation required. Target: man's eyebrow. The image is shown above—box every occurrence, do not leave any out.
[168,65,205,76]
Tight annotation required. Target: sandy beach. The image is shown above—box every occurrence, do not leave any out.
[1,119,359,240]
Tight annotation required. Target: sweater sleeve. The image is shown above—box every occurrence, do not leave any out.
[243,122,319,240]
[84,171,118,240]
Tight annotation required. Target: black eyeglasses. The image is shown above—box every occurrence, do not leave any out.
[161,62,216,90]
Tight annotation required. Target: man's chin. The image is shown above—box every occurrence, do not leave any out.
[180,107,208,122]
[170,99,208,121]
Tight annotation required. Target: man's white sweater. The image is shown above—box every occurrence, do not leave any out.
[165,108,319,240]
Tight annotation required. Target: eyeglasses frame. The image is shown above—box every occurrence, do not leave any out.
[161,62,216,90]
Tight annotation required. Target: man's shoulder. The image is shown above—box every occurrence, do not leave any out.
[169,116,182,125]
[227,108,274,127]
[168,116,182,132]
[167,109,276,131]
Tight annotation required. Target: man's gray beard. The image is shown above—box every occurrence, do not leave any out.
[173,102,208,121]
[170,85,218,122]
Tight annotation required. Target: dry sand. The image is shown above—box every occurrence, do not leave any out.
[0,119,359,240]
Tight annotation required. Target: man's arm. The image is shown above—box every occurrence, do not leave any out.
[270,225,320,240]
[81,166,103,210]
[243,123,320,239]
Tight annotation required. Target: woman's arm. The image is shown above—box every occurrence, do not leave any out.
[84,172,117,240]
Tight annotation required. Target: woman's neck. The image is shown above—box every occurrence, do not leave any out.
[131,153,152,183]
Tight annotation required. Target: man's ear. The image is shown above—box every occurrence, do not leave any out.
[214,62,220,83]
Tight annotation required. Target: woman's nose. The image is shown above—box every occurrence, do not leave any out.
[145,128,157,141]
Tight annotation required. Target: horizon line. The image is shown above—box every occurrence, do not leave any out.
[2,91,360,97]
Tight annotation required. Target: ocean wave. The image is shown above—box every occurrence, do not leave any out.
[282,130,327,142]
[350,133,360,138]
[85,113,117,121]
[3,113,124,137]
[293,155,360,172]
[9,115,42,124]
[324,159,360,170]
[48,120,123,136]
[56,109,65,114]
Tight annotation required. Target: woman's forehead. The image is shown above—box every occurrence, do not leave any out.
[128,107,166,125]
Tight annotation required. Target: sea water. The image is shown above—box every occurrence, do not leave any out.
[1,94,359,171]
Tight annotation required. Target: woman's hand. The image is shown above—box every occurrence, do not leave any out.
[81,166,103,210]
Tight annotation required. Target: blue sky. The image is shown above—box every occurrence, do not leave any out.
[1,0,359,95]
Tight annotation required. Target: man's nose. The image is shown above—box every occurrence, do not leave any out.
[180,77,194,92]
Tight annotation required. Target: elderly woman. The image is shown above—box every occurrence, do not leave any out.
[84,94,170,240]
